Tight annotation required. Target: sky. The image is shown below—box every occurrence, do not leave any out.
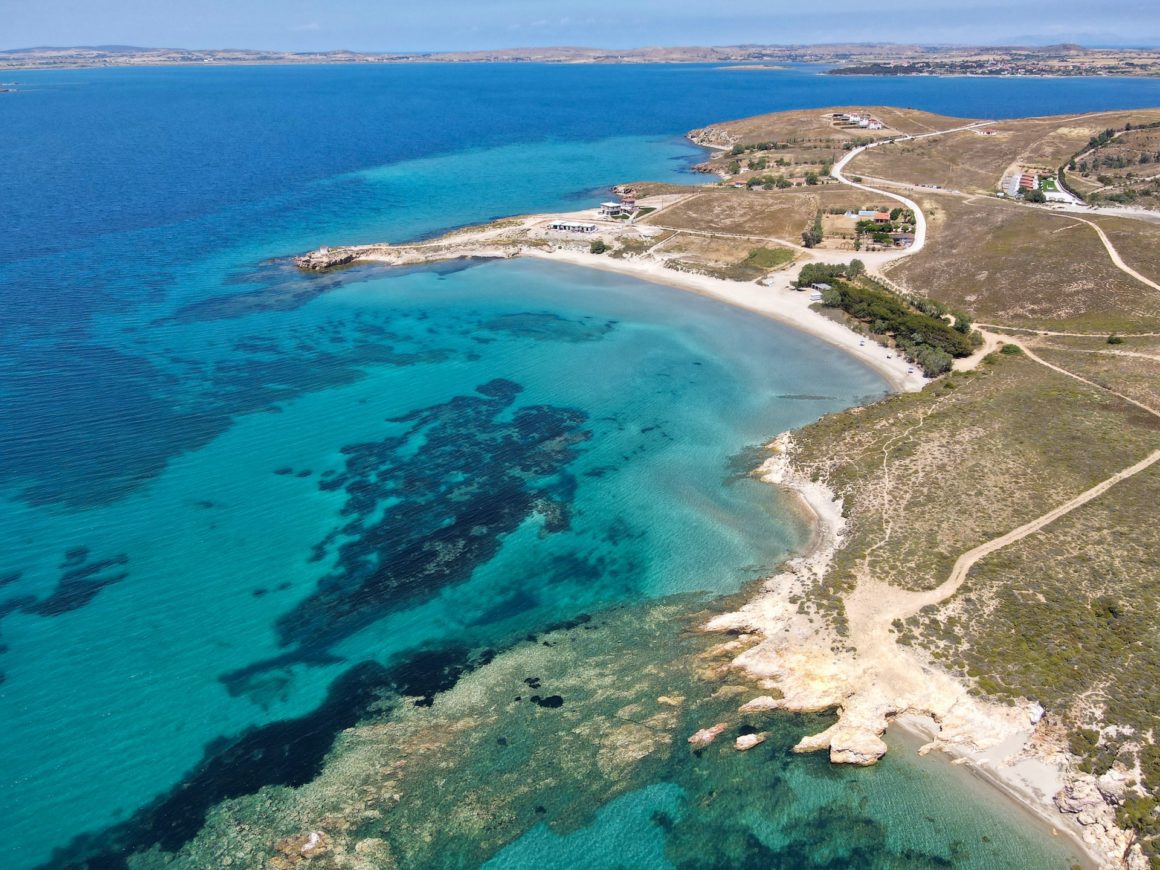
[3,0,1160,52]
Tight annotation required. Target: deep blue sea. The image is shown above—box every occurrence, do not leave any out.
[3,63,1159,868]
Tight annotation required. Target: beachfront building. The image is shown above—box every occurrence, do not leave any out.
[600,202,623,217]
[620,196,637,213]
[550,220,597,233]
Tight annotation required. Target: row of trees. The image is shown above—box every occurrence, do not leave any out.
[1076,152,1160,173]
[801,210,824,248]
[728,141,793,157]
[811,277,979,375]
[793,259,864,287]
[741,173,793,189]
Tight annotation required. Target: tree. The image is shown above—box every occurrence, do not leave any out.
[805,172,819,185]
[801,210,824,248]
[590,240,608,255]
[914,346,953,376]
[848,259,866,278]
[727,160,741,175]
[1024,189,1047,204]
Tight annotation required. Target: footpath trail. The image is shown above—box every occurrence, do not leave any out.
[1065,215,1160,293]
[898,448,1160,618]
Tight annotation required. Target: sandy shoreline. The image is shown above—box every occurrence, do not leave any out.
[521,247,927,393]
[890,719,1101,869]
[890,719,1099,867]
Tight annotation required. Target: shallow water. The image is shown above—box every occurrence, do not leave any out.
[2,64,1150,867]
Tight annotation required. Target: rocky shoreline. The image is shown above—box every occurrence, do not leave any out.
[703,433,1143,869]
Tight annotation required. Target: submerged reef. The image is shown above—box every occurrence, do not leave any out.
[224,378,591,697]
[50,590,1071,870]
[121,592,1006,870]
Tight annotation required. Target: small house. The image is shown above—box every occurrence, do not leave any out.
[873,211,891,223]
[550,220,597,233]
[600,202,623,217]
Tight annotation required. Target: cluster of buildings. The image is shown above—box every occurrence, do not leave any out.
[599,195,637,218]
[844,209,892,223]
[833,111,885,131]
[1000,170,1074,203]
[840,209,914,248]
[548,195,639,234]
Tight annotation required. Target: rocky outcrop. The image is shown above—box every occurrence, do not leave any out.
[735,732,767,751]
[688,723,729,749]
[1056,773,1149,869]
[688,125,738,149]
[294,245,373,271]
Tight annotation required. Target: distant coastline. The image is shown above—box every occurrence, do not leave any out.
[3,42,1160,77]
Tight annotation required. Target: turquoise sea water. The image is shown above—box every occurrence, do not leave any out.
[3,64,1156,867]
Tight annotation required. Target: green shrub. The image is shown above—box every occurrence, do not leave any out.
[589,240,608,255]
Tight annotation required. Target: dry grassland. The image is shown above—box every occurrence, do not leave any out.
[790,353,1160,607]
[855,110,1160,193]
[1088,215,1160,285]
[642,188,878,240]
[1031,338,1160,412]
[655,232,762,265]
[906,462,1160,771]
[1065,126,1160,209]
[886,195,1160,331]
[641,189,818,239]
[708,106,968,146]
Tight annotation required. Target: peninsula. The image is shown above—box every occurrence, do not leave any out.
[293,105,1160,869]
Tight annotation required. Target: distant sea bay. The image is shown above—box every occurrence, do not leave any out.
[3,64,1158,868]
